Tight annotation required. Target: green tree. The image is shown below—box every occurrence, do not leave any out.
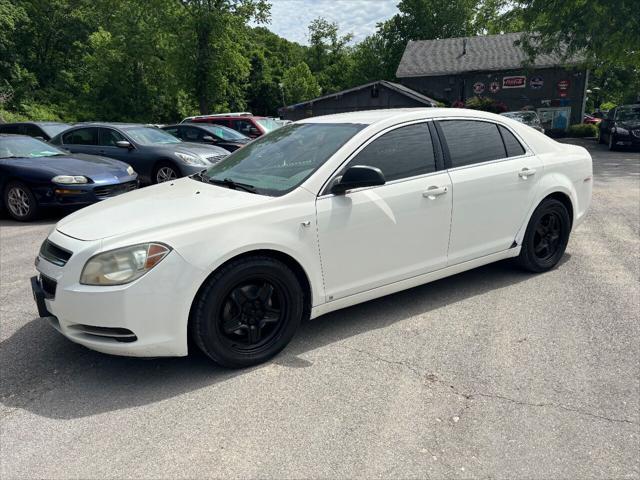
[282,62,321,104]
[178,0,270,114]
[306,18,354,94]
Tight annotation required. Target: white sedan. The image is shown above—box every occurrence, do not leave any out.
[32,108,592,368]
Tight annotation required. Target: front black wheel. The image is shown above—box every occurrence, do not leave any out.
[153,162,179,183]
[517,198,571,273]
[4,181,39,221]
[191,256,304,368]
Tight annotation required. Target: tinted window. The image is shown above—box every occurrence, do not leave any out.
[233,120,255,135]
[99,128,126,146]
[0,124,21,134]
[345,123,435,182]
[440,120,505,167]
[182,127,202,142]
[63,128,99,145]
[164,127,180,138]
[498,125,526,157]
[23,124,44,138]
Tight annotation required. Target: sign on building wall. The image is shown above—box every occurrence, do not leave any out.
[530,76,544,89]
[489,81,500,93]
[473,82,485,94]
[502,76,526,88]
[557,79,571,98]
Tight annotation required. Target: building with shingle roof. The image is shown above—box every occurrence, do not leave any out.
[397,32,588,131]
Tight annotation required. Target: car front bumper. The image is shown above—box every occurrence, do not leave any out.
[35,178,139,207]
[32,230,202,357]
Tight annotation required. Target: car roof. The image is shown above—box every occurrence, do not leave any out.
[296,108,509,125]
[68,122,152,129]
[1,121,70,126]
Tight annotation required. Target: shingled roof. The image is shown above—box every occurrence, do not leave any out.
[396,32,584,78]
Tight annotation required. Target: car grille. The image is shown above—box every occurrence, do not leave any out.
[40,240,72,266]
[632,129,640,138]
[94,181,137,198]
[207,154,227,164]
[40,274,57,299]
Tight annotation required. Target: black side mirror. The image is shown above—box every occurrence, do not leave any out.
[116,140,133,149]
[331,165,385,195]
[202,135,216,143]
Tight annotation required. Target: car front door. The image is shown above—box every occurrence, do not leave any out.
[316,122,452,301]
[437,119,543,265]
[97,128,148,176]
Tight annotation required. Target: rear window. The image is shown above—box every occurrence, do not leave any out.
[498,126,526,157]
[439,120,505,168]
[63,127,99,145]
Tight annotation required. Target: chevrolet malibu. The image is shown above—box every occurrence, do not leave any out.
[32,109,592,368]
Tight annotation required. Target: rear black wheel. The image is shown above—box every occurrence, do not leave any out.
[191,256,304,368]
[4,181,38,221]
[517,198,571,273]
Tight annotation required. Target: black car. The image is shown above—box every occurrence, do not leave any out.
[0,122,72,141]
[50,123,229,184]
[598,104,640,151]
[162,123,251,152]
[1,134,138,221]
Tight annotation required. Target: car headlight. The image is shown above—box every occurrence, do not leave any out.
[126,166,136,176]
[614,127,629,135]
[175,152,207,166]
[52,175,88,184]
[80,243,171,286]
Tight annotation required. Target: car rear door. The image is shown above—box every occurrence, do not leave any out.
[61,127,101,155]
[316,121,452,301]
[436,119,543,265]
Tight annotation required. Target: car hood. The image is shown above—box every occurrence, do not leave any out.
[3,154,131,181]
[618,121,640,129]
[156,142,229,157]
[56,177,270,241]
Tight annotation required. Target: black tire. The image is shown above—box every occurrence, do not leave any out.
[191,256,304,368]
[153,161,179,184]
[517,198,571,273]
[4,181,39,221]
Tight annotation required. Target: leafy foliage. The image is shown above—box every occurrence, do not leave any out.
[567,123,598,138]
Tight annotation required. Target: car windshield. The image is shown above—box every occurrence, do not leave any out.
[616,106,640,122]
[202,122,365,196]
[503,112,540,125]
[125,127,181,145]
[0,136,66,159]
[40,124,71,137]
[199,124,249,141]
[256,118,281,132]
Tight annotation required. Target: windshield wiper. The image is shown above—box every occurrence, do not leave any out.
[209,177,257,194]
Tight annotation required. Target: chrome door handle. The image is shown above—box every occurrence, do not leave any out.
[518,168,537,179]
[423,185,448,199]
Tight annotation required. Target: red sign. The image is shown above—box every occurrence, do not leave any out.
[557,79,571,97]
[473,82,485,94]
[502,76,526,89]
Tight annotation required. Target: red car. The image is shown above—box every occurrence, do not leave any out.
[584,112,605,124]
[181,112,280,138]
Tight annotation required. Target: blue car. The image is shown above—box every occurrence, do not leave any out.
[0,134,138,221]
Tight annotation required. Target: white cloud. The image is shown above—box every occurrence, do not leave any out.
[261,0,399,45]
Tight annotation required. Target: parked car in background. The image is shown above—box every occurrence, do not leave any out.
[50,123,229,184]
[32,108,592,367]
[500,111,545,133]
[598,104,640,151]
[0,122,72,141]
[162,123,251,152]
[181,112,280,138]
[583,112,604,124]
[1,134,137,221]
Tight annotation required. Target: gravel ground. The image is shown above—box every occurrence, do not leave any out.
[1,138,638,479]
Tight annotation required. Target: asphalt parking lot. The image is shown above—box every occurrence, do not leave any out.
[1,139,638,479]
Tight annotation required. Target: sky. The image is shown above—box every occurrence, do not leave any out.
[263,0,399,45]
